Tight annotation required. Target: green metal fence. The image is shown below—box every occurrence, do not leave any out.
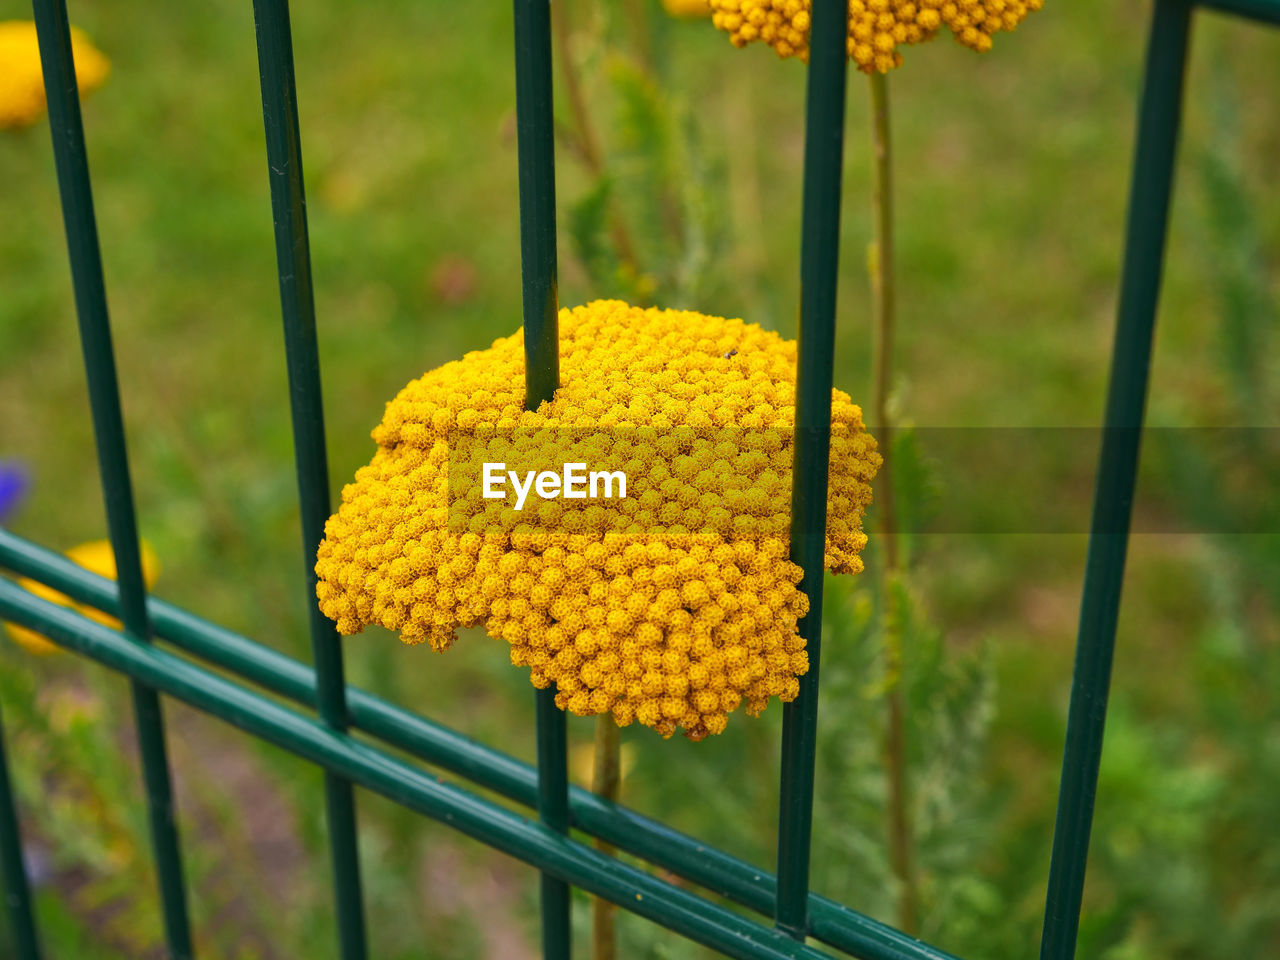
[1,0,1277,958]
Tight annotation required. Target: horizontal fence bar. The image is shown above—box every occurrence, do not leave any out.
[0,580,848,960]
[1193,0,1280,26]
[0,530,961,960]
[31,1,195,955]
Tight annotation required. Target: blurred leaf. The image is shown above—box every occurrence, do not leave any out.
[567,176,621,292]
[1198,80,1278,417]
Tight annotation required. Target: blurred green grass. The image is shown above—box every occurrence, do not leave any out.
[1,0,1278,957]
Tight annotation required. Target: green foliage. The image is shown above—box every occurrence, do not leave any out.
[567,176,622,295]
[1068,552,1280,960]
[810,574,1001,945]
[1070,87,1280,957]
[1197,85,1277,418]
[559,7,726,310]
[881,424,943,566]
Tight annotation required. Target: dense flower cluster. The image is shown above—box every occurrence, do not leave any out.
[709,0,1044,73]
[0,20,110,129]
[5,540,159,655]
[316,301,879,739]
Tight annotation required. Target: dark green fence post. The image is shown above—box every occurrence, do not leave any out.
[1039,2,1192,958]
[31,3,195,956]
[512,1,569,958]
[250,2,368,958]
[0,706,41,960]
[776,0,850,940]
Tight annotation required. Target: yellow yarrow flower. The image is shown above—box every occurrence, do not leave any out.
[4,540,160,655]
[0,20,110,130]
[709,0,1044,73]
[317,301,880,740]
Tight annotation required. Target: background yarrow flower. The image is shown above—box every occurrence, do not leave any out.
[5,539,160,655]
[0,20,110,130]
[709,0,1044,73]
[315,301,880,740]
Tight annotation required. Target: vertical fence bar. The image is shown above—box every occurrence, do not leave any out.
[1039,2,1192,958]
[534,692,571,960]
[775,0,850,939]
[515,0,561,401]
[250,3,367,958]
[31,3,195,956]
[513,1,569,957]
[0,706,41,960]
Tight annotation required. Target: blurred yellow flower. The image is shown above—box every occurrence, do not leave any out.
[662,0,712,17]
[5,540,160,655]
[0,19,110,130]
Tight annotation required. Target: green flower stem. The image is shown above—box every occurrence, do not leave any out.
[868,69,917,937]
[591,715,622,960]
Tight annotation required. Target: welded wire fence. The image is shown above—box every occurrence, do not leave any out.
[2,0,1278,958]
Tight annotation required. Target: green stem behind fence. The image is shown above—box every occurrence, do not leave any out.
[868,70,917,937]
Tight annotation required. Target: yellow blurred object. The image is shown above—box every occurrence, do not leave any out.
[662,0,712,17]
[0,19,110,130]
[5,539,160,655]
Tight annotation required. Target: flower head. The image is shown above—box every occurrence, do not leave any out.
[5,539,160,655]
[316,301,880,740]
[709,0,1044,73]
[0,20,110,130]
